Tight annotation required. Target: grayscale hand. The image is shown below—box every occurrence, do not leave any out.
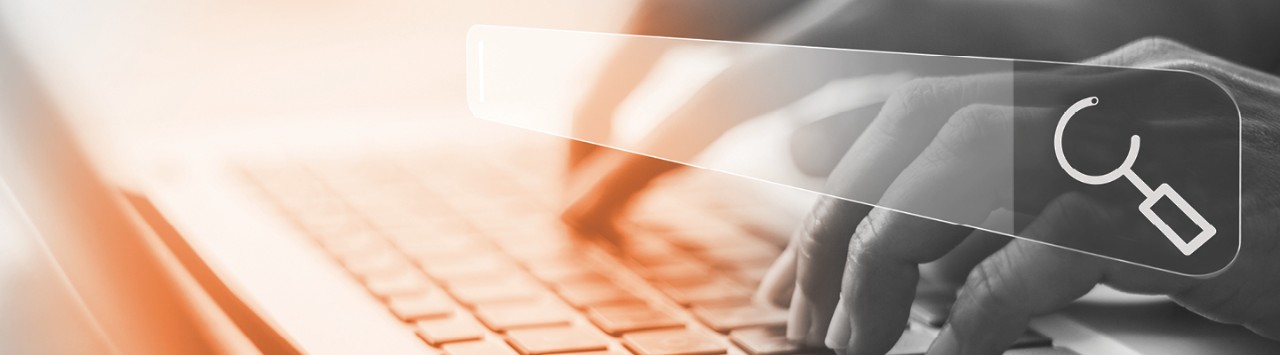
[756,38,1280,355]
[561,0,1280,243]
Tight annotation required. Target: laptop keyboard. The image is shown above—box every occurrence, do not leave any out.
[238,138,1073,355]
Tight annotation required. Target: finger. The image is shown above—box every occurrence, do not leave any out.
[790,196,871,345]
[930,192,1196,355]
[814,50,1203,355]
[920,213,1014,289]
[930,239,1099,355]
[563,36,854,233]
[825,296,850,350]
[926,192,1121,355]
[567,35,673,170]
[560,152,683,239]
[831,210,973,354]
[790,78,1012,349]
[790,102,884,177]
[785,67,1006,351]
[837,105,1037,354]
[567,140,602,171]
[756,240,798,307]
[807,99,1009,351]
[787,287,814,341]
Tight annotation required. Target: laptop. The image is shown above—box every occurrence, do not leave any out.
[0,26,249,354]
[5,20,1280,355]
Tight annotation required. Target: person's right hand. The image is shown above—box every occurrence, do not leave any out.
[558,0,1275,240]
[756,38,1280,354]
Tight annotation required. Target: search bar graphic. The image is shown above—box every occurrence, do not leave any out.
[466,25,1241,276]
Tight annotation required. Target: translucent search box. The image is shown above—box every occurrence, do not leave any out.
[466,25,1241,276]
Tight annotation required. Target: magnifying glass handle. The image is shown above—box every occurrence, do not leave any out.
[1136,183,1217,256]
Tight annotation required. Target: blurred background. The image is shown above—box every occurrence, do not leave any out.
[0,1,635,352]
[0,0,634,173]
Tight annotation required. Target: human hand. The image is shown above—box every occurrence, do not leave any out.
[756,38,1280,354]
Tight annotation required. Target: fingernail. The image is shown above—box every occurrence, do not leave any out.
[806,308,827,346]
[751,285,792,309]
[926,325,960,355]
[754,259,788,307]
[757,248,797,307]
[786,289,811,341]
[824,300,851,349]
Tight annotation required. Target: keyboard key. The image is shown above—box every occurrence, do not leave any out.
[887,330,934,355]
[320,231,390,257]
[636,263,716,285]
[448,278,543,307]
[556,283,643,309]
[443,339,519,355]
[691,304,788,333]
[298,213,368,238]
[474,302,573,331]
[526,261,603,283]
[1003,347,1079,355]
[416,316,486,346]
[399,236,487,259]
[545,274,614,290]
[479,217,569,239]
[695,243,779,267]
[340,248,412,277]
[883,327,1048,355]
[365,270,433,298]
[560,350,631,355]
[652,226,747,251]
[379,220,474,242]
[422,255,519,284]
[505,326,610,354]
[907,284,1051,349]
[586,305,684,336]
[909,284,955,328]
[1010,330,1053,349]
[504,246,577,264]
[387,292,454,321]
[622,329,727,355]
[659,278,753,306]
[627,250,700,266]
[729,327,828,355]
[622,240,681,263]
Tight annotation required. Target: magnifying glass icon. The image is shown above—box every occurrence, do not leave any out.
[1054,96,1216,256]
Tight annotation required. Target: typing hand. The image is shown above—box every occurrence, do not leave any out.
[560,147,683,240]
[557,0,1260,243]
[756,38,1280,354]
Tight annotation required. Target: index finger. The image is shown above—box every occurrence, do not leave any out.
[832,104,1028,354]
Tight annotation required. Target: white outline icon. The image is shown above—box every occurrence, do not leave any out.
[1055,96,1217,256]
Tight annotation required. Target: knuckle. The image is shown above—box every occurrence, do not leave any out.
[894,77,967,115]
[962,260,1022,316]
[943,104,1008,145]
[1053,190,1092,206]
[893,77,955,107]
[845,211,890,267]
[1125,37,1194,60]
[1046,192,1116,226]
[846,214,879,257]
[799,197,860,246]
[1123,37,1192,55]
[1088,36,1195,67]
